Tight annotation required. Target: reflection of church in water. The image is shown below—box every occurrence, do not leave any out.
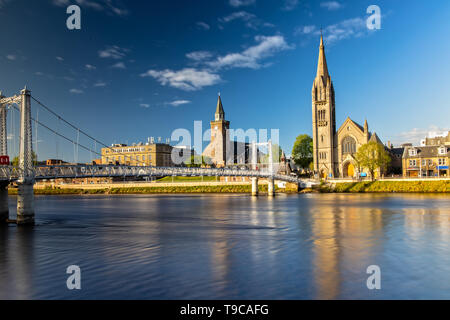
[312,34,384,178]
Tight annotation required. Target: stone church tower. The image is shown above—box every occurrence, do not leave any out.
[209,94,230,166]
[312,34,336,178]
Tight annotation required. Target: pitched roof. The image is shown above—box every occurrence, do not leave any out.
[369,132,383,144]
[215,94,224,116]
[316,34,329,78]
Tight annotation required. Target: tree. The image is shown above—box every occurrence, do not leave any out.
[185,155,211,167]
[292,134,313,169]
[354,142,391,180]
[11,151,38,166]
[262,143,283,164]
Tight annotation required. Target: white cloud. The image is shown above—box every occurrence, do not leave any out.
[294,25,317,36]
[186,51,213,61]
[70,88,84,94]
[229,0,256,7]
[56,56,64,61]
[219,11,274,30]
[111,62,126,69]
[141,68,221,91]
[6,54,16,61]
[296,16,377,44]
[166,100,191,107]
[93,81,107,87]
[52,0,128,16]
[85,64,97,70]
[196,22,210,30]
[282,0,299,11]
[98,46,129,59]
[207,35,293,70]
[394,126,450,146]
[140,103,150,108]
[320,1,342,11]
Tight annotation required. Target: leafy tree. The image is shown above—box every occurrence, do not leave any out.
[11,151,38,166]
[354,142,391,180]
[185,155,211,167]
[262,143,283,164]
[292,134,313,169]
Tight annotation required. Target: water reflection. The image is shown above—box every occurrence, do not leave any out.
[0,193,449,299]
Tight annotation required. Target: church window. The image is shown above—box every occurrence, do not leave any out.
[321,135,324,143]
[342,136,357,154]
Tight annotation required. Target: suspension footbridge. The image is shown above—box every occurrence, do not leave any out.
[0,87,315,225]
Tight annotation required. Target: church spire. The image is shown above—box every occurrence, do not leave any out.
[215,93,225,121]
[316,33,329,78]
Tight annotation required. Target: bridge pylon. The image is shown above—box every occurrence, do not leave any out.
[16,87,34,225]
[251,141,258,196]
[267,140,275,197]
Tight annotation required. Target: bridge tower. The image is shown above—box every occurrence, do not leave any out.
[267,140,275,197]
[16,87,35,225]
[0,92,9,223]
[251,141,258,196]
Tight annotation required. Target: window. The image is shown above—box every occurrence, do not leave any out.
[422,160,426,166]
[342,136,357,154]
[438,147,447,155]
[409,149,417,156]
[439,158,446,166]
[428,159,433,166]
[409,160,416,167]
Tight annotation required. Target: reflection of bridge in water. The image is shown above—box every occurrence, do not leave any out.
[0,87,316,225]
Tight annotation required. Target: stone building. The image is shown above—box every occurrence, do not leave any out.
[422,131,450,146]
[402,145,449,177]
[101,142,178,167]
[312,34,386,179]
[203,95,257,167]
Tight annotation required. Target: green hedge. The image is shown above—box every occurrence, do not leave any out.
[333,181,450,193]
[8,185,272,195]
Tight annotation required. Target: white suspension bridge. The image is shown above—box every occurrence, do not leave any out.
[0,87,315,225]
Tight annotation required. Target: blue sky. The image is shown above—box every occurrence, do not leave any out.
[0,0,449,161]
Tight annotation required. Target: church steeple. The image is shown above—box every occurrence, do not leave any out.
[215,94,225,121]
[316,33,329,78]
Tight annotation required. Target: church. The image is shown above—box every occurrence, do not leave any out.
[312,34,384,179]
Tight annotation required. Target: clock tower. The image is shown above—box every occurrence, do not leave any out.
[210,94,230,166]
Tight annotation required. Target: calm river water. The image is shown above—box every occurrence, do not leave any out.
[1,193,449,300]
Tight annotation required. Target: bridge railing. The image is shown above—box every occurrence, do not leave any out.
[1,164,312,184]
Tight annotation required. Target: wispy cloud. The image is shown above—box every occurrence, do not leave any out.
[393,126,450,146]
[98,46,129,59]
[196,21,210,30]
[69,88,84,94]
[142,35,292,91]
[186,51,213,62]
[93,81,107,87]
[141,68,221,91]
[111,62,126,69]
[56,56,64,61]
[140,103,150,108]
[207,35,293,70]
[229,0,256,8]
[0,0,11,9]
[166,100,191,107]
[320,1,342,11]
[52,0,128,16]
[85,64,96,70]
[295,16,378,45]
[282,0,299,11]
[6,54,16,61]
[219,11,272,30]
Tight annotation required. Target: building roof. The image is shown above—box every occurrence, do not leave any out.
[369,132,383,144]
[215,94,225,117]
[403,145,450,158]
[316,34,329,78]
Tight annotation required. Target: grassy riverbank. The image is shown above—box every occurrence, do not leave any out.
[7,184,273,195]
[329,180,450,193]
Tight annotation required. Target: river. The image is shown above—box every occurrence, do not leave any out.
[1,193,449,299]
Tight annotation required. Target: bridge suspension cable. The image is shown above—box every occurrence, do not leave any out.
[30,95,149,165]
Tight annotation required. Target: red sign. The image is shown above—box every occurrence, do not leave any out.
[0,156,10,165]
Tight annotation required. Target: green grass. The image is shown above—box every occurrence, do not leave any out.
[8,184,273,195]
[333,180,450,193]
[156,176,218,182]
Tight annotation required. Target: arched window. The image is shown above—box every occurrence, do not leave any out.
[342,136,357,154]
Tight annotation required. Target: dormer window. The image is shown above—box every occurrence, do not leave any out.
[438,146,447,155]
[409,148,417,156]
